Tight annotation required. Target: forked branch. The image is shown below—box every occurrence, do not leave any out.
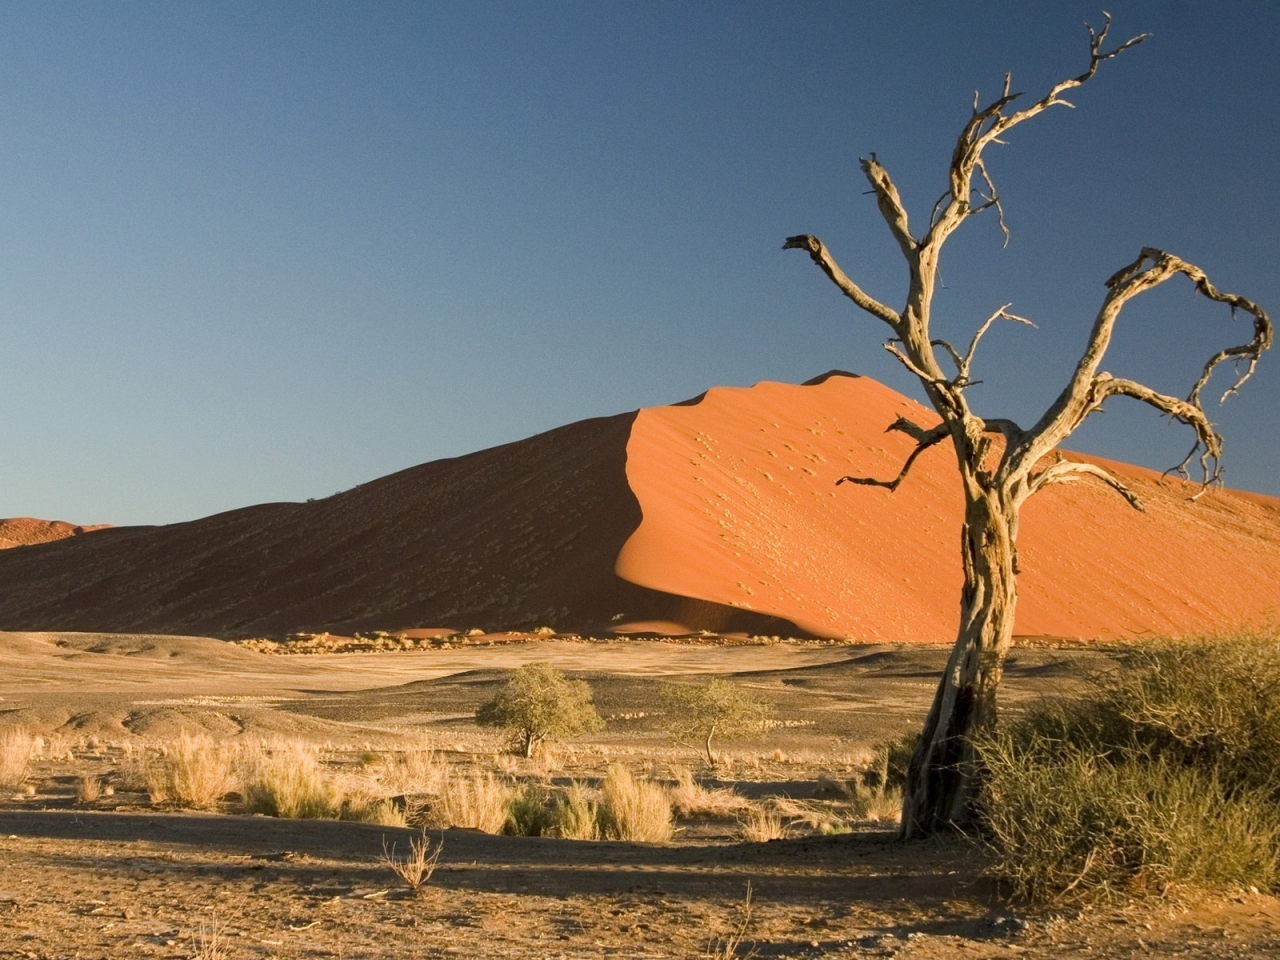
[937,304,1035,385]
[1018,248,1274,488]
[928,15,1148,250]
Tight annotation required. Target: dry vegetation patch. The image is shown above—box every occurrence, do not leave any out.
[4,635,1279,957]
[978,633,1280,903]
[0,727,35,790]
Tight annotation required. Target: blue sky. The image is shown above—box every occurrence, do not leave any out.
[0,1,1276,525]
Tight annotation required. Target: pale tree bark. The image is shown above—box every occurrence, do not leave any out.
[784,15,1273,837]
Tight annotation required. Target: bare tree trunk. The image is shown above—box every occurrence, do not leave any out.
[900,489,1018,838]
[783,16,1271,839]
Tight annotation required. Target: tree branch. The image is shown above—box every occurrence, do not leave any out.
[973,158,1009,247]
[884,415,934,443]
[1093,374,1223,484]
[931,338,965,373]
[1014,248,1273,488]
[885,340,947,384]
[782,234,902,329]
[1181,271,1274,405]
[1029,457,1145,511]
[837,422,949,492]
[859,154,918,260]
[926,15,1147,251]
[959,304,1035,381]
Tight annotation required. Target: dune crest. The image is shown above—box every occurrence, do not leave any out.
[0,373,1275,640]
[618,372,1280,640]
[0,518,110,550]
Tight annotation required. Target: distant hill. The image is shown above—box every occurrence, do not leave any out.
[0,517,110,551]
[0,372,1276,640]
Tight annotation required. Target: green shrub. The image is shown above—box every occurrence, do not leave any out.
[550,781,600,840]
[475,663,605,757]
[976,632,1280,903]
[504,783,557,836]
[981,732,1279,902]
[882,732,917,790]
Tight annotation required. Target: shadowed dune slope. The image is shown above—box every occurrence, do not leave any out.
[0,372,1276,640]
[618,372,1280,640]
[0,412,793,638]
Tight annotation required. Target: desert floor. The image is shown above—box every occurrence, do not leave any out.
[1,632,1278,959]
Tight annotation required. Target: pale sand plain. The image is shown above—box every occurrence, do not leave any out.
[3,631,1279,959]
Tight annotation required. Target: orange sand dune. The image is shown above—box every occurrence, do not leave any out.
[0,518,110,550]
[619,372,1280,640]
[0,373,1275,640]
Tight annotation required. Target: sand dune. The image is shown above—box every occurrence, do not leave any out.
[0,517,109,550]
[619,372,1280,640]
[0,372,1275,640]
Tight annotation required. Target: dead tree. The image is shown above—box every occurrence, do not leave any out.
[784,16,1273,838]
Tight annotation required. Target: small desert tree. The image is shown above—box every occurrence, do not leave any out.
[662,678,772,767]
[475,662,604,757]
[784,16,1272,837]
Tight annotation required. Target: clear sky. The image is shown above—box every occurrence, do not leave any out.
[1,1,1276,526]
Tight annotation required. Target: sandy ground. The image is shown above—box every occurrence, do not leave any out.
[2,632,1279,959]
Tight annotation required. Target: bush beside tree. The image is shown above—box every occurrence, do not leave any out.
[976,632,1280,902]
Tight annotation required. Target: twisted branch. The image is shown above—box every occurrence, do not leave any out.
[781,234,901,329]
[837,421,949,492]
[928,15,1147,250]
[1029,457,1145,511]
[1016,248,1274,489]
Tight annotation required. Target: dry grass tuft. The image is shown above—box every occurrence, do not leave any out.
[241,740,340,819]
[376,744,445,797]
[598,763,673,842]
[0,728,36,791]
[76,774,104,803]
[739,805,787,842]
[146,734,237,809]
[667,766,750,818]
[768,795,850,835]
[425,767,513,833]
[705,883,758,959]
[848,781,903,823]
[340,785,408,826]
[380,829,443,892]
[191,913,227,960]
